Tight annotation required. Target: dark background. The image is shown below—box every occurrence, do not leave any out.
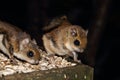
[0,0,119,80]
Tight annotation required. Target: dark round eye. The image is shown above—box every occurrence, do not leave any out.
[27,51,34,57]
[74,39,80,46]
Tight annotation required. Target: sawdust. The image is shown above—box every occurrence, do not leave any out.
[0,51,76,77]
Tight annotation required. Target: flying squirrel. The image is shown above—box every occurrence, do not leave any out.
[0,21,41,65]
[42,16,88,63]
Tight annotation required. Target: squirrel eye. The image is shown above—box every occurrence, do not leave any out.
[27,51,34,57]
[74,39,80,46]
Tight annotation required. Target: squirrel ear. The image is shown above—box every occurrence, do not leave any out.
[21,38,30,45]
[32,39,37,44]
[20,38,30,49]
[86,30,88,35]
[70,28,77,37]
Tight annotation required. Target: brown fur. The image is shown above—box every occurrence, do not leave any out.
[0,21,41,64]
[42,16,87,62]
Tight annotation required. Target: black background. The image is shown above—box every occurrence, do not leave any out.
[0,0,120,80]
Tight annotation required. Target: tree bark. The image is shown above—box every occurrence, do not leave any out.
[86,0,110,66]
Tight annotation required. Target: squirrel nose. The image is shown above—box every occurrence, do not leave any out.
[80,49,84,53]
[30,59,39,65]
[34,60,39,64]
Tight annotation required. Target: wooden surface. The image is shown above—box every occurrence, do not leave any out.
[1,64,93,80]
